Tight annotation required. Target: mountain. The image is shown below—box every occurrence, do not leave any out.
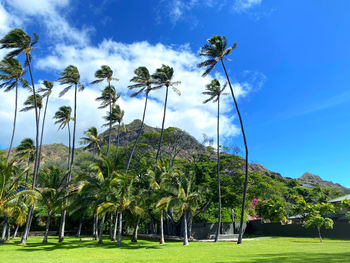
[299,172,350,194]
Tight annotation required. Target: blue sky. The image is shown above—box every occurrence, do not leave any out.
[0,0,349,187]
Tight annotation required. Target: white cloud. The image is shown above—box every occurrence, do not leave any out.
[232,0,262,13]
[1,0,91,46]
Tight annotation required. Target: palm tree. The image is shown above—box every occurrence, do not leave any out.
[157,170,201,246]
[91,65,119,158]
[15,138,35,183]
[0,28,40,245]
[0,159,38,242]
[126,67,157,173]
[37,166,66,243]
[152,65,181,163]
[198,35,248,244]
[80,126,103,156]
[104,104,124,158]
[202,79,227,242]
[54,106,73,169]
[36,81,54,172]
[0,58,28,163]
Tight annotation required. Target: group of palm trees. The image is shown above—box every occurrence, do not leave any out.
[0,28,249,246]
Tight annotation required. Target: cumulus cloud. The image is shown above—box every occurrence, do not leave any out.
[0,0,261,150]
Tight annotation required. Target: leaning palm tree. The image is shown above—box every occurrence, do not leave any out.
[80,126,103,156]
[0,28,40,245]
[91,65,118,158]
[20,94,43,117]
[152,65,181,163]
[57,65,84,242]
[0,58,28,163]
[15,138,35,183]
[36,80,54,173]
[202,79,227,242]
[126,66,157,173]
[53,106,73,169]
[104,104,124,158]
[198,35,248,244]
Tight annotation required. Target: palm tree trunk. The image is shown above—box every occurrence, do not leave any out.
[126,92,149,173]
[215,97,222,242]
[67,122,71,170]
[113,212,118,241]
[160,210,165,244]
[25,157,30,184]
[109,214,113,240]
[59,85,78,243]
[36,94,50,178]
[131,216,140,243]
[183,211,189,246]
[6,82,18,163]
[21,56,39,245]
[318,227,322,243]
[155,85,169,163]
[6,223,10,241]
[115,123,120,159]
[116,212,122,246]
[58,210,66,242]
[13,225,19,238]
[98,214,105,244]
[43,211,51,243]
[77,220,82,238]
[107,82,112,158]
[1,215,8,242]
[92,213,97,239]
[231,207,235,234]
[220,59,248,245]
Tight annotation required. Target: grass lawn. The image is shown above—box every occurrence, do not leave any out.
[1,236,350,263]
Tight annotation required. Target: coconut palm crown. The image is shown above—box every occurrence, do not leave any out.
[58,65,84,96]
[202,79,228,104]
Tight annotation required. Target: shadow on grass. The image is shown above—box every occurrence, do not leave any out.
[215,252,350,263]
[14,236,163,252]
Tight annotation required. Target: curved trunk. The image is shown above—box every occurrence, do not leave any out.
[93,213,98,239]
[155,85,169,163]
[231,207,235,234]
[116,212,122,246]
[160,210,165,244]
[36,94,50,177]
[221,60,248,245]
[6,223,10,241]
[43,211,51,243]
[318,227,322,243]
[21,56,39,245]
[109,214,113,240]
[98,214,105,244]
[131,216,140,243]
[13,225,19,238]
[1,215,8,241]
[6,82,18,163]
[58,210,66,242]
[115,123,121,159]
[77,220,82,238]
[107,81,112,158]
[215,97,222,242]
[183,211,189,246]
[126,92,149,173]
[113,212,118,241]
[67,122,71,170]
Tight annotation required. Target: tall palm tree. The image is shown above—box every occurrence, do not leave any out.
[198,35,248,244]
[104,104,124,158]
[202,79,227,242]
[20,94,43,119]
[126,66,157,173]
[54,106,73,169]
[80,126,103,156]
[15,138,35,183]
[152,65,181,163]
[36,80,54,174]
[0,28,40,245]
[0,58,28,163]
[91,65,119,158]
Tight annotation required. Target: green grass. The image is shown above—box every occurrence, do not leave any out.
[1,236,349,262]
